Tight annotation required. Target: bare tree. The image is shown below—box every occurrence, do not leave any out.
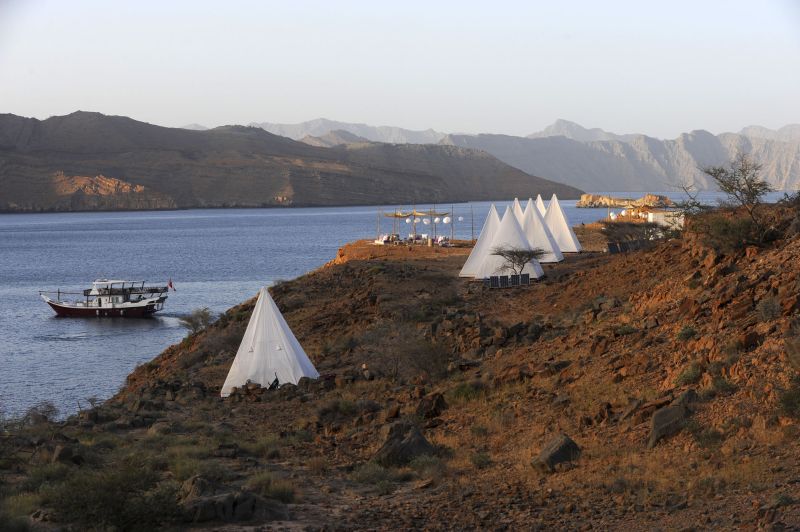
[673,179,711,218]
[702,152,773,235]
[179,307,215,334]
[491,246,545,275]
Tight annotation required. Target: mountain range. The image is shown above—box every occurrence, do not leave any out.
[245,118,800,192]
[0,112,580,212]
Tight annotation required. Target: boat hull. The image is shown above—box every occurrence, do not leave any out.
[45,300,160,318]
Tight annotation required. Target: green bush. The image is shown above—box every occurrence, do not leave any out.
[686,420,725,448]
[615,325,638,336]
[0,512,29,532]
[408,455,444,478]
[779,377,800,418]
[2,492,40,519]
[470,452,491,469]
[676,326,697,342]
[756,296,781,322]
[702,215,755,254]
[351,462,393,484]
[20,463,71,492]
[448,382,485,403]
[41,463,179,530]
[675,362,703,386]
[711,376,737,396]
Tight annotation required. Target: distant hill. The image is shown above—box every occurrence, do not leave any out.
[300,129,371,148]
[526,119,639,143]
[0,112,581,212]
[181,123,209,131]
[244,117,800,191]
[443,124,800,192]
[250,118,446,144]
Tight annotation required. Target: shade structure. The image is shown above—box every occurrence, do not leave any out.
[221,287,319,397]
[544,194,582,253]
[512,198,525,223]
[535,194,547,217]
[459,204,501,277]
[521,203,563,263]
[473,206,544,279]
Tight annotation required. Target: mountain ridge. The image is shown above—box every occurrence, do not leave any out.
[0,112,581,212]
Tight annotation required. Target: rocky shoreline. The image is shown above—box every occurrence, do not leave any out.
[576,193,673,209]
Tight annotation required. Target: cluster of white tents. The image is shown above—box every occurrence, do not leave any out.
[459,194,581,280]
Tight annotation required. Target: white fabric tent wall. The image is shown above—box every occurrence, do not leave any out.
[459,204,501,277]
[523,198,535,219]
[473,206,545,279]
[512,198,525,223]
[544,194,582,253]
[535,194,547,217]
[221,287,319,397]
[522,203,564,263]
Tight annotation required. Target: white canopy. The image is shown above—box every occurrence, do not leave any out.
[521,203,563,263]
[459,204,501,278]
[221,287,319,397]
[473,206,544,279]
[544,194,582,253]
[512,198,525,223]
[535,194,547,216]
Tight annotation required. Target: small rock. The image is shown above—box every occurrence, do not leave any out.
[373,421,435,466]
[648,405,689,448]
[416,393,447,419]
[532,433,581,472]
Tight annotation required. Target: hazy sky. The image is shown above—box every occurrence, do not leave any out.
[1,0,798,138]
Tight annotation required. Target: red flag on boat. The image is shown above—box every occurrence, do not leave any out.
[168,279,176,291]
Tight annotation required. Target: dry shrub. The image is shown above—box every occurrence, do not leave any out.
[359,324,450,382]
[245,471,295,503]
[40,462,179,530]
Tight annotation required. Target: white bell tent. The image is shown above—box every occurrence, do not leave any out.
[544,194,582,253]
[473,206,544,279]
[459,204,501,278]
[521,203,564,263]
[523,198,534,218]
[221,287,319,397]
[512,198,525,223]
[535,194,547,216]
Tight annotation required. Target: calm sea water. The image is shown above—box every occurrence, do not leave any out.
[0,191,785,417]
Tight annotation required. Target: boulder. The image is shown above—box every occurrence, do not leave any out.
[416,393,447,419]
[179,475,215,500]
[182,488,289,523]
[51,444,82,465]
[532,434,581,472]
[671,389,698,408]
[373,421,435,466]
[647,405,689,448]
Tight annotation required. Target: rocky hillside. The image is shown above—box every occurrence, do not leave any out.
[443,125,800,192]
[3,202,800,529]
[0,112,581,212]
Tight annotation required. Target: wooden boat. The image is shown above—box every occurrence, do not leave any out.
[40,280,169,317]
